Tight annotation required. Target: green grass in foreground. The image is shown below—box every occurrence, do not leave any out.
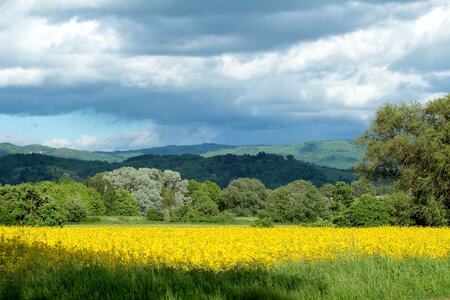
[1,257,449,300]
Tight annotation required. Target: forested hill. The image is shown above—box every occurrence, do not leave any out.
[0,142,235,163]
[0,153,355,189]
[0,140,363,169]
[202,140,364,169]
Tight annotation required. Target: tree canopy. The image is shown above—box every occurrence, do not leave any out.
[357,95,450,208]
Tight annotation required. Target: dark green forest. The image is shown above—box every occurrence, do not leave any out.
[0,152,355,188]
[0,139,363,169]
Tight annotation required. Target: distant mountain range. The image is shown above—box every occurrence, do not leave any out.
[0,140,365,169]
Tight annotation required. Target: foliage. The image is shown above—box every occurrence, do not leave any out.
[0,152,356,189]
[145,208,165,221]
[0,153,111,185]
[203,139,365,169]
[109,189,138,216]
[220,178,268,217]
[102,167,190,214]
[64,197,88,222]
[0,140,364,169]
[189,180,222,205]
[250,217,274,228]
[384,192,415,226]
[333,181,354,207]
[337,194,390,227]
[411,195,448,227]
[85,174,138,216]
[266,180,330,223]
[37,180,105,216]
[357,95,450,212]
[124,152,356,189]
[351,178,376,197]
[0,184,67,226]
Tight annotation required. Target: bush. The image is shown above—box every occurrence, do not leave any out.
[412,196,448,226]
[38,181,105,216]
[0,184,68,226]
[250,218,274,228]
[266,180,330,223]
[35,201,68,226]
[338,194,390,227]
[219,178,267,217]
[146,208,165,221]
[65,197,88,223]
[385,192,415,226]
[109,189,138,216]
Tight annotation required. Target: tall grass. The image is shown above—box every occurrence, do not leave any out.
[1,257,449,300]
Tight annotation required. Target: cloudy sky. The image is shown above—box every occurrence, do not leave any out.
[0,0,449,150]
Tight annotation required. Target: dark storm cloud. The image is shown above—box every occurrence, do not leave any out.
[0,0,449,148]
[35,0,430,56]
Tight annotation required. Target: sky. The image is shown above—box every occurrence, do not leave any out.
[0,0,449,151]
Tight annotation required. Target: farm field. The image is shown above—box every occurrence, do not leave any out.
[1,226,450,299]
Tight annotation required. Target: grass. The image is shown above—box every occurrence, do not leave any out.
[1,257,449,299]
[71,216,258,227]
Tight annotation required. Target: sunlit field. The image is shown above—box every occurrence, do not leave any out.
[2,226,450,272]
[1,226,450,299]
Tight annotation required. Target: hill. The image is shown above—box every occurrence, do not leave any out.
[0,153,356,189]
[0,142,236,163]
[0,140,364,169]
[202,140,364,169]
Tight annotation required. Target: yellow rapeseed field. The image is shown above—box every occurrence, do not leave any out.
[1,226,450,272]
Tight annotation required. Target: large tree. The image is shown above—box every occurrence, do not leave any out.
[219,178,267,216]
[266,180,330,223]
[357,95,450,220]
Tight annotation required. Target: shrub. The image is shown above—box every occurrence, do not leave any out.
[65,197,88,223]
[266,180,330,223]
[384,192,415,226]
[109,189,138,216]
[0,184,68,226]
[250,218,274,228]
[219,178,267,217]
[411,196,448,226]
[146,208,165,221]
[338,194,390,227]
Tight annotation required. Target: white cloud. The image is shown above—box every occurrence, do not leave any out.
[42,129,160,151]
[0,134,35,146]
[43,138,72,148]
[0,68,45,87]
[0,0,449,145]
[74,134,98,148]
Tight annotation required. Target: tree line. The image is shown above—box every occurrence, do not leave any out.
[0,152,355,188]
[1,166,447,227]
[0,94,448,227]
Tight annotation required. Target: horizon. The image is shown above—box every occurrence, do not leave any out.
[0,138,359,153]
[1,1,449,151]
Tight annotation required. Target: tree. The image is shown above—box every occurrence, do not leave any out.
[338,194,390,227]
[0,184,67,226]
[102,167,190,215]
[357,95,450,207]
[37,180,105,216]
[384,192,415,226]
[266,180,330,223]
[109,189,138,216]
[85,174,138,216]
[219,178,267,216]
[333,181,354,207]
[351,178,376,198]
[189,180,222,205]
